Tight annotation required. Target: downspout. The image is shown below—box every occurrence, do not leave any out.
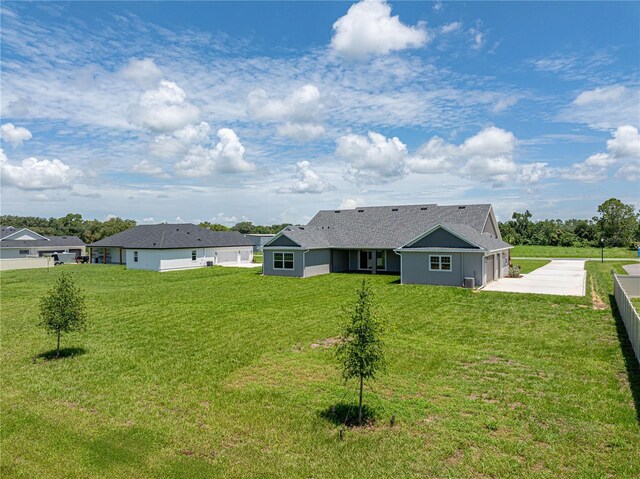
[393,249,402,284]
[302,249,310,278]
[461,253,464,287]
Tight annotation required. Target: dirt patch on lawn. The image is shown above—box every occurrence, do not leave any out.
[589,276,607,310]
[310,337,341,349]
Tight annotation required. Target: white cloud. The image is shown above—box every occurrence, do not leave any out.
[247,84,321,122]
[331,0,429,58]
[150,121,212,158]
[607,125,640,159]
[491,95,518,113]
[336,131,407,184]
[142,217,155,223]
[0,123,32,147]
[175,128,255,176]
[276,122,325,140]
[339,198,362,209]
[406,127,539,185]
[1,149,82,190]
[440,22,462,34]
[469,28,485,50]
[132,160,170,178]
[277,161,335,194]
[129,80,200,132]
[562,125,640,181]
[616,163,640,182]
[119,58,163,88]
[564,85,640,130]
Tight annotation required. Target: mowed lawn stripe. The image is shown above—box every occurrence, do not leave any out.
[1,263,638,478]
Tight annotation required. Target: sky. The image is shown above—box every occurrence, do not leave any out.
[0,0,638,226]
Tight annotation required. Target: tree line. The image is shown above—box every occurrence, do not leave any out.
[0,213,136,244]
[0,213,291,243]
[498,198,640,248]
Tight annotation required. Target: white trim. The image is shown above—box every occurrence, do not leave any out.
[482,207,503,241]
[357,249,387,271]
[1,228,49,241]
[401,224,485,250]
[429,255,452,272]
[263,230,302,248]
[395,247,484,254]
[273,251,295,270]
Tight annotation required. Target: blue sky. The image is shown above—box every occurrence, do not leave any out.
[1,1,638,225]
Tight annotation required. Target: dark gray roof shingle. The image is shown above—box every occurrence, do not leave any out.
[89,223,253,249]
[267,204,510,251]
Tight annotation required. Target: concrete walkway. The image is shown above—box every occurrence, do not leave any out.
[623,263,640,275]
[218,262,262,268]
[483,259,586,296]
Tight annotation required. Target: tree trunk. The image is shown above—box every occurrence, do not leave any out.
[358,375,364,425]
[56,328,61,358]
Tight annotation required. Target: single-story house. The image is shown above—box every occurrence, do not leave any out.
[262,203,511,288]
[88,223,254,272]
[0,226,86,259]
[244,233,276,252]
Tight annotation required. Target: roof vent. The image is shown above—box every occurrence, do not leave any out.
[299,227,305,230]
[153,242,157,246]
[198,238,202,241]
[176,228,180,231]
[334,210,341,213]
[420,207,428,210]
[357,209,364,212]
[458,206,466,209]
[391,208,399,211]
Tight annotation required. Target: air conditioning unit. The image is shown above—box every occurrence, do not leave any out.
[206,261,214,267]
[463,277,475,289]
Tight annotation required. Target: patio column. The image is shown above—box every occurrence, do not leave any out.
[372,251,377,275]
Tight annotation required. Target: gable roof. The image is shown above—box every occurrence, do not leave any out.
[89,223,253,249]
[403,223,510,252]
[265,204,510,251]
[0,226,85,248]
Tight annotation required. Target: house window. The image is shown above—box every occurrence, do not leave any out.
[274,252,294,270]
[192,250,197,261]
[134,251,138,262]
[429,255,451,271]
[19,249,29,255]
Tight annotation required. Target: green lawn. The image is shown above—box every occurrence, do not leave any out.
[1,263,639,478]
[509,259,550,274]
[511,245,638,259]
[252,252,263,263]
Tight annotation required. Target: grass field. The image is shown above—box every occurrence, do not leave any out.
[252,252,263,263]
[509,259,550,274]
[511,245,638,259]
[1,263,639,478]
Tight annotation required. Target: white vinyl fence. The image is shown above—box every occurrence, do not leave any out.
[613,274,640,364]
[0,257,51,271]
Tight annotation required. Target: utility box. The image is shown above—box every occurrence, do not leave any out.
[463,277,475,289]
[206,261,214,267]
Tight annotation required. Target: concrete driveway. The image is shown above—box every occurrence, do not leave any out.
[482,259,586,296]
[623,263,640,275]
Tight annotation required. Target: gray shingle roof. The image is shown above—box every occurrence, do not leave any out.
[267,204,511,251]
[0,227,85,248]
[89,223,253,249]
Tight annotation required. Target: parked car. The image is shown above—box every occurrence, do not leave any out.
[75,255,90,264]
[50,253,77,265]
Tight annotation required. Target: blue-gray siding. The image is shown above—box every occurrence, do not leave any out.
[305,249,331,277]
[408,228,478,249]
[262,249,305,277]
[400,252,484,287]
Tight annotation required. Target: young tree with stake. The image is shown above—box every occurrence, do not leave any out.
[336,279,386,425]
[39,272,88,358]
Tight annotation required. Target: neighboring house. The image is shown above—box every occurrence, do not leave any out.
[244,233,276,252]
[88,223,254,272]
[262,204,511,288]
[0,226,86,259]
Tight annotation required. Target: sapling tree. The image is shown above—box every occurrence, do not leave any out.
[336,279,386,425]
[39,272,88,358]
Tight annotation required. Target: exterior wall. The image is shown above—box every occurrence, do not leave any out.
[304,249,331,278]
[386,251,401,273]
[483,215,499,237]
[409,228,477,249]
[331,249,350,272]
[400,251,485,287]
[92,247,123,264]
[262,249,305,277]
[0,249,27,259]
[0,257,50,271]
[245,235,275,252]
[124,246,253,272]
[1,245,86,259]
[267,235,300,247]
